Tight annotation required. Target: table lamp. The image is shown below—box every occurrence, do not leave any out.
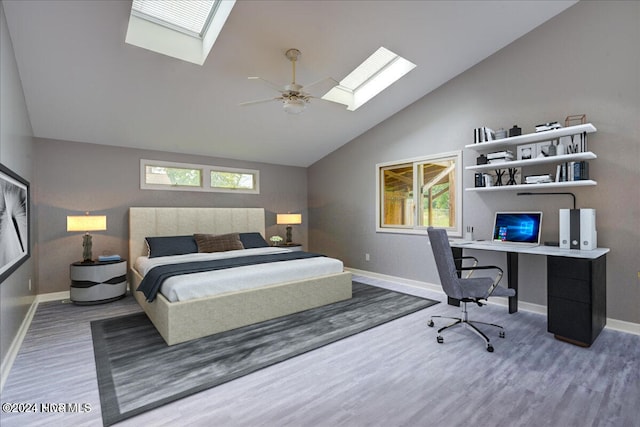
[276,213,302,244]
[67,213,107,263]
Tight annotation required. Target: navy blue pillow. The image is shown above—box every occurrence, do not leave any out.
[239,232,269,249]
[145,235,198,258]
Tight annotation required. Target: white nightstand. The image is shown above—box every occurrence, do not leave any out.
[70,259,127,305]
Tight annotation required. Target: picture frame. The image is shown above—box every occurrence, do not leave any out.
[517,143,538,160]
[0,163,30,284]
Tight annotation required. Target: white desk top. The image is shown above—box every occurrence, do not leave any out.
[449,240,610,259]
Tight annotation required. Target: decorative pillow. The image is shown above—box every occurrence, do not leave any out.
[194,233,244,253]
[239,232,269,249]
[145,235,198,258]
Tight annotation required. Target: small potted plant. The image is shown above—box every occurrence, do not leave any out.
[269,235,283,246]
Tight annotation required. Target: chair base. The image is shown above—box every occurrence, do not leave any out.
[427,303,506,352]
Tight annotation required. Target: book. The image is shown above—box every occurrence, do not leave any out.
[98,254,121,262]
[487,150,514,160]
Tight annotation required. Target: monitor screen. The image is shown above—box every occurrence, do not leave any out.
[492,212,543,244]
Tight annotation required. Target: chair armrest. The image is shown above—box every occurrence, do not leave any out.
[455,256,478,278]
[458,265,503,274]
[458,265,504,294]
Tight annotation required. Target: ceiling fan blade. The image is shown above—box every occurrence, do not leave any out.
[247,76,285,93]
[239,97,282,107]
[302,77,339,95]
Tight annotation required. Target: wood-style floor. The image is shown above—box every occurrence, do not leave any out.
[1,275,639,427]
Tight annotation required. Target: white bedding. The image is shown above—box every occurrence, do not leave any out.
[134,247,344,302]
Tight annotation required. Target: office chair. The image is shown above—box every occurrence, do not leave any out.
[426,227,516,352]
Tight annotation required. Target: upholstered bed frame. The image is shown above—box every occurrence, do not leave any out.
[129,207,352,345]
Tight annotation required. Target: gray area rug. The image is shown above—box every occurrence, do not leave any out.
[91,281,438,426]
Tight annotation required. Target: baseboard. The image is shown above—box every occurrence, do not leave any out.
[37,290,70,303]
[606,318,640,335]
[346,267,443,293]
[346,267,640,336]
[0,291,70,394]
[0,297,37,394]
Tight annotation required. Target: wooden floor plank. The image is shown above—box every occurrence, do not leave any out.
[1,276,639,426]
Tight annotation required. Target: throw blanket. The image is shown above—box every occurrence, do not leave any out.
[137,251,324,302]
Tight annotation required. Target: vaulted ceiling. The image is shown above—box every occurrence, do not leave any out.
[3,0,576,167]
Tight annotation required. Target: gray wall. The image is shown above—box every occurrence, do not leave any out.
[0,2,36,366]
[308,1,640,323]
[34,138,308,294]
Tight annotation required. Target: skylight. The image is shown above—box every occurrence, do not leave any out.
[131,0,217,37]
[322,47,416,111]
[125,0,235,65]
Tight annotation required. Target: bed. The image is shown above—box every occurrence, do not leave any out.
[129,207,352,345]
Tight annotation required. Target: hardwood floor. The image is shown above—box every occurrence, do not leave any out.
[1,275,639,426]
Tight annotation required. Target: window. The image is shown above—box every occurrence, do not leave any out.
[210,167,258,193]
[376,151,462,236]
[141,159,259,194]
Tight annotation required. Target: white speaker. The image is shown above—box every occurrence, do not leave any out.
[580,208,597,250]
[559,208,596,250]
[559,209,571,249]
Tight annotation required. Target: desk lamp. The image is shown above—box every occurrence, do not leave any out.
[67,213,107,263]
[276,213,302,245]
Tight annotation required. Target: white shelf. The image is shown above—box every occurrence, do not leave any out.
[466,152,597,172]
[465,180,597,192]
[466,123,596,151]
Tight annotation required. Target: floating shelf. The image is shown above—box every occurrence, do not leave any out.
[466,152,597,172]
[466,180,597,192]
[465,123,596,151]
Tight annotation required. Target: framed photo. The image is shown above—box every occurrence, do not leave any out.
[0,163,30,283]
[517,143,537,160]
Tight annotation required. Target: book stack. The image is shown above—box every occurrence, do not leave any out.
[487,150,514,164]
[98,254,121,262]
[556,161,589,182]
[525,174,553,184]
[535,122,563,132]
[474,127,495,143]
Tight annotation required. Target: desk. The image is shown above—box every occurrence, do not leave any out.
[449,240,609,346]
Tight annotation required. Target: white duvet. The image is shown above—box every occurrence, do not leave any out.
[134,247,344,302]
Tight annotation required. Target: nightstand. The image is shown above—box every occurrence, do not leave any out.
[70,259,127,305]
[277,243,302,251]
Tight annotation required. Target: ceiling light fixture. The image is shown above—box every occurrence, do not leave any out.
[322,47,416,111]
[282,98,306,115]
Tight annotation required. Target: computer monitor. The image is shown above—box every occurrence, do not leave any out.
[492,212,543,245]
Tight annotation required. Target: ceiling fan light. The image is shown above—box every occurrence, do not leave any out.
[283,99,306,114]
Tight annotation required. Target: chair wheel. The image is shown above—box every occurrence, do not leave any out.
[427,320,434,327]
[499,331,505,339]
[487,344,494,352]
[436,336,444,344]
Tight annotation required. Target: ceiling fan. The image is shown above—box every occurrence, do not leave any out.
[240,48,337,114]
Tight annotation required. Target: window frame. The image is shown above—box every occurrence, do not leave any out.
[140,159,260,194]
[375,151,462,237]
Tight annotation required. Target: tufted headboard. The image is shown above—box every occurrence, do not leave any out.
[129,207,266,260]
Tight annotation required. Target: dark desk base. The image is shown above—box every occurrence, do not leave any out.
[547,255,606,347]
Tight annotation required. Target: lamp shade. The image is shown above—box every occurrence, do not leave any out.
[276,213,302,225]
[67,215,107,232]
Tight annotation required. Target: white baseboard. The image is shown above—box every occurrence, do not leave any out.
[37,290,70,303]
[0,291,70,394]
[346,267,639,336]
[1,297,37,394]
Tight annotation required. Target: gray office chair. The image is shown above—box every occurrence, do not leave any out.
[426,227,516,352]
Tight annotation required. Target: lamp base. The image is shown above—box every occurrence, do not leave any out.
[82,233,93,263]
[285,225,293,244]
